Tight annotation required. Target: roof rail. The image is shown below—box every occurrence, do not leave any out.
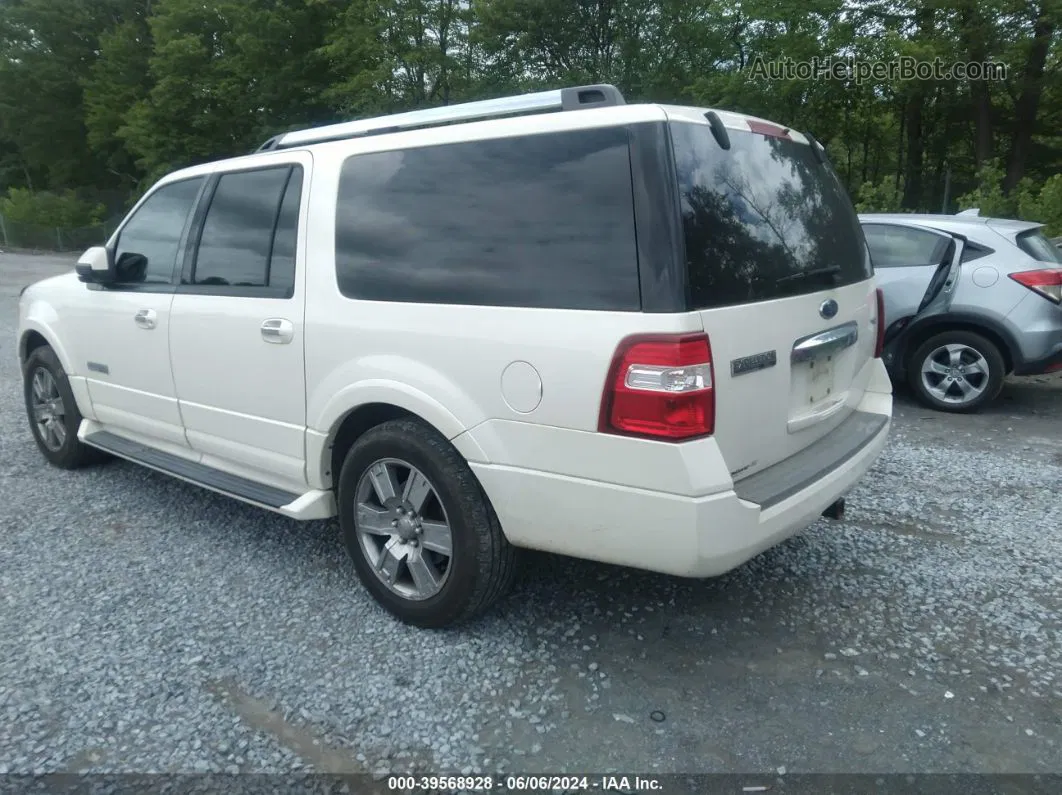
[256,84,625,152]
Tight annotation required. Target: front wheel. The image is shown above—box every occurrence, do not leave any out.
[336,418,517,627]
[23,345,108,468]
[907,331,1005,413]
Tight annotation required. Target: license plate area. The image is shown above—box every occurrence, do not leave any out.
[789,322,858,420]
[799,353,836,406]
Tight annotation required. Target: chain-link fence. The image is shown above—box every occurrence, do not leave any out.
[0,212,118,252]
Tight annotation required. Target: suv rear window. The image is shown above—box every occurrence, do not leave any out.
[670,122,871,309]
[1016,229,1062,264]
[335,127,640,310]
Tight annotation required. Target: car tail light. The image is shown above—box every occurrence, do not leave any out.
[1010,268,1062,304]
[599,333,715,441]
[873,288,886,358]
[747,119,791,139]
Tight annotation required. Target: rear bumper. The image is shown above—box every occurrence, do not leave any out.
[1013,339,1062,375]
[1008,293,1062,375]
[470,409,890,578]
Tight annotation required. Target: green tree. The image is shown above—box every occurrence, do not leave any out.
[2,0,1062,229]
[119,0,334,181]
[0,0,136,190]
[320,0,476,114]
[82,3,154,191]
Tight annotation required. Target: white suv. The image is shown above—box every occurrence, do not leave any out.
[18,85,892,627]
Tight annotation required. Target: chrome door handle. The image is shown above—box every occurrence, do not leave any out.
[134,309,157,330]
[261,318,294,344]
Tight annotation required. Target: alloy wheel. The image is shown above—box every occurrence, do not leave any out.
[353,458,454,601]
[920,343,991,406]
[30,367,67,451]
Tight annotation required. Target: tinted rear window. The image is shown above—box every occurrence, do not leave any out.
[671,122,871,309]
[335,127,640,310]
[1016,229,1062,264]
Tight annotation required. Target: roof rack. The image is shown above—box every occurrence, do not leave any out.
[256,84,625,152]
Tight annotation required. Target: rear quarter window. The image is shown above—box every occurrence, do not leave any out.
[671,122,871,309]
[334,127,640,310]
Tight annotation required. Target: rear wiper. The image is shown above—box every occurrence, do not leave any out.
[775,265,841,285]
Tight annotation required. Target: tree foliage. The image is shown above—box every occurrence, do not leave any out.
[0,187,105,228]
[1,0,1061,225]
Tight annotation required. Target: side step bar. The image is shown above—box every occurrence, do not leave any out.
[84,430,300,509]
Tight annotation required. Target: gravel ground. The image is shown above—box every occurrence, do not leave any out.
[2,252,1061,776]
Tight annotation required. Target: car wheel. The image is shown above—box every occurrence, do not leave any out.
[907,331,1005,413]
[336,418,517,627]
[23,345,108,468]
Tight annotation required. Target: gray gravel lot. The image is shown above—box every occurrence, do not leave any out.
[2,251,1061,775]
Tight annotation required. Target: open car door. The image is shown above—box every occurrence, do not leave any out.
[880,231,966,371]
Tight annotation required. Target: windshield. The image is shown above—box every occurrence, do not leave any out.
[670,122,872,310]
[1016,229,1062,264]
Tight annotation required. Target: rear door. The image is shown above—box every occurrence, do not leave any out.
[668,115,877,481]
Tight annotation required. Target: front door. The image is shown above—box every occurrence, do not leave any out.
[167,155,310,490]
[68,176,207,449]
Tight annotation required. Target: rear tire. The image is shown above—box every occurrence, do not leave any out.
[23,345,108,469]
[907,330,1005,413]
[336,418,517,627]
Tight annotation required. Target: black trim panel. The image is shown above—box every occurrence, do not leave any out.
[179,173,219,286]
[1013,342,1062,375]
[733,411,888,509]
[83,430,299,509]
[627,121,687,313]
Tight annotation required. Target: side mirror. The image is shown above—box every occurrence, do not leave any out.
[75,246,114,284]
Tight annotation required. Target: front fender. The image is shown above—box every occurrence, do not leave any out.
[19,310,75,376]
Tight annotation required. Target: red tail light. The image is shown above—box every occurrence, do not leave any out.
[874,288,886,358]
[599,333,715,441]
[1010,268,1062,304]
[747,119,791,139]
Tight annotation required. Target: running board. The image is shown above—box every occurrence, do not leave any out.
[83,430,300,509]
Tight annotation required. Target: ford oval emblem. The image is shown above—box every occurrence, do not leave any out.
[819,299,839,319]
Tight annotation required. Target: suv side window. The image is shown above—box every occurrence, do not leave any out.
[863,224,950,268]
[334,127,640,310]
[187,165,303,296]
[113,177,204,285]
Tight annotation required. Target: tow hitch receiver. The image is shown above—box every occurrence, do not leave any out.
[822,498,846,520]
